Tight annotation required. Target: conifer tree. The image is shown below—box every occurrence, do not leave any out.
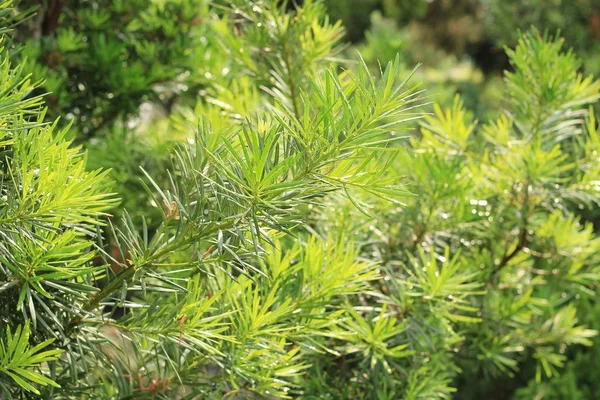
[2,0,600,399]
[310,30,600,398]
[0,0,422,397]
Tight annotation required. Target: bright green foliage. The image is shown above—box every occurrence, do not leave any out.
[7,0,212,227]
[62,49,419,398]
[10,0,348,227]
[0,322,62,395]
[3,0,600,399]
[513,297,600,399]
[0,6,117,395]
[311,30,600,398]
[0,1,426,398]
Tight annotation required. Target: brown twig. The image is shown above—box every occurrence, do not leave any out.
[41,0,67,36]
[491,181,530,280]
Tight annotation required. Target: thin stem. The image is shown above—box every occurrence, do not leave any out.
[493,224,527,276]
[491,181,530,279]
[68,221,233,328]
[41,0,67,36]
[409,194,440,249]
[67,266,134,328]
[274,14,301,121]
[283,45,302,121]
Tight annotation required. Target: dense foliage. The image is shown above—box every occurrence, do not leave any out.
[1,0,600,399]
[326,0,600,74]
[312,30,600,399]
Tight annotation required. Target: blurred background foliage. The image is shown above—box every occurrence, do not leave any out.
[4,0,600,398]
[327,0,600,73]
[328,0,600,121]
